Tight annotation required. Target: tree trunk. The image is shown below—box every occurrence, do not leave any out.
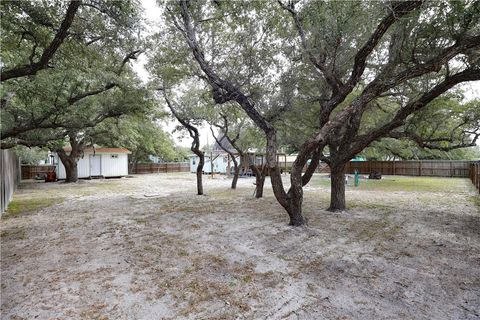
[57,136,83,183]
[249,162,267,198]
[329,163,346,211]
[286,156,307,226]
[231,161,239,189]
[264,130,307,226]
[252,165,266,198]
[195,153,204,195]
[58,153,79,183]
[64,159,78,183]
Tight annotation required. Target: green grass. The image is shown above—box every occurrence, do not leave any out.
[309,175,469,193]
[5,197,63,217]
[470,195,480,208]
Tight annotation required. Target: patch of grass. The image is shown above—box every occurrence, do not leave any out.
[309,175,469,193]
[178,249,189,256]
[355,220,402,241]
[94,182,123,192]
[348,201,394,212]
[469,195,480,208]
[5,197,63,217]
[0,227,26,240]
[354,176,468,193]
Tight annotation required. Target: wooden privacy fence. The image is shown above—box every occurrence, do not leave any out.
[1,149,21,213]
[129,162,190,174]
[284,160,471,177]
[21,165,56,179]
[344,160,471,178]
[470,162,480,193]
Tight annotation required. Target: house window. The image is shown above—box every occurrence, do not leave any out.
[111,154,118,159]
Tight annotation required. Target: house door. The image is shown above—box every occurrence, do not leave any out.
[90,154,101,176]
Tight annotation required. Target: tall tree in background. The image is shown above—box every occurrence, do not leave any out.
[54,83,153,182]
[210,119,241,190]
[209,111,270,196]
[97,114,179,170]
[208,104,247,190]
[161,88,206,195]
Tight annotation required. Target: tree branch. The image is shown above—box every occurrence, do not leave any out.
[1,0,82,82]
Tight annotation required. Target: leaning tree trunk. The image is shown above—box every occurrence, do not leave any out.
[284,151,310,226]
[195,152,205,195]
[265,130,308,226]
[329,163,346,211]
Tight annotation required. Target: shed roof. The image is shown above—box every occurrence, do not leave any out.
[63,147,131,154]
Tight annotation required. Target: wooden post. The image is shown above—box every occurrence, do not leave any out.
[419,161,422,176]
[210,152,214,178]
[450,161,453,177]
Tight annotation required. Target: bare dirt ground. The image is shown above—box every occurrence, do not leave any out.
[1,173,479,320]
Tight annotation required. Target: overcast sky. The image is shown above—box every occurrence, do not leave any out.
[134,0,480,149]
[131,0,210,149]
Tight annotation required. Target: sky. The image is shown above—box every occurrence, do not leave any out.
[134,0,480,149]
[132,0,214,149]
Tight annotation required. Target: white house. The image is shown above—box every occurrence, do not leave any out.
[55,147,131,179]
[190,154,242,174]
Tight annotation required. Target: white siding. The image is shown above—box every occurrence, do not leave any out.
[101,153,128,176]
[190,156,198,173]
[77,157,91,178]
[56,155,90,179]
[56,152,129,179]
[190,155,239,174]
[203,156,228,174]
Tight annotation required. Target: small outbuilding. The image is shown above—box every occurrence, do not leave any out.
[55,147,131,179]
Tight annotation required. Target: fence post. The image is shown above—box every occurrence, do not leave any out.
[477,163,480,193]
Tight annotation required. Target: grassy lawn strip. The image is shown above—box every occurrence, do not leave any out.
[310,175,468,193]
[5,197,64,217]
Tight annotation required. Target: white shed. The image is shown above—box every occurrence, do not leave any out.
[55,147,131,179]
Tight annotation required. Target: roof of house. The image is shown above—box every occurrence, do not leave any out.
[213,135,236,154]
[62,147,131,154]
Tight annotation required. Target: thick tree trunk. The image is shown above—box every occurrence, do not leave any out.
[64,159,79,183]
[57,152,79,183]
[195,153,204,195]
[57,136,83,183]
[329,163,346,211]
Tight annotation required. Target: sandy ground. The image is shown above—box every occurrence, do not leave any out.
[1,173,479,320]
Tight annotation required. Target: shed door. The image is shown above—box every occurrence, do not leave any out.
[90,154,101,176]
